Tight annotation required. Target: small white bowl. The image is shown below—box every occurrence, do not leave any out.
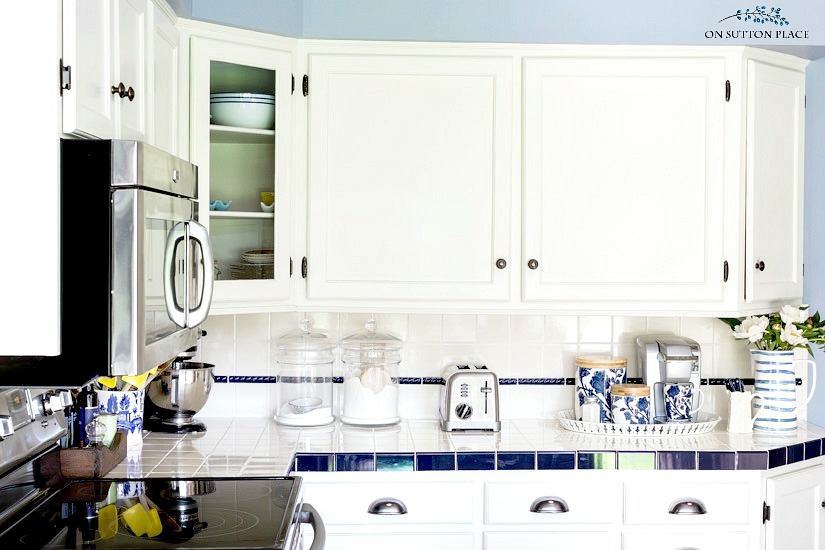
[260,202,275,213]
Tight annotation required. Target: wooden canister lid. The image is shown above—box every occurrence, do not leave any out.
[575,355,627,368]
[611,383,650,397]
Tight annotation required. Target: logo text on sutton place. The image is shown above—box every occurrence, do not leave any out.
[706,6,809,40]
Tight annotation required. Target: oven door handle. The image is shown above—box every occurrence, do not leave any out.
[186,220,214,328]
[163,222,187,328]
[299,503,326,550]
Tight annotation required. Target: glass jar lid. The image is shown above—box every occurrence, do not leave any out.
[339,319,403,365]
[274,319,336,362]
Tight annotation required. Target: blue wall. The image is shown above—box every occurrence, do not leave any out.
[188,0,825,423]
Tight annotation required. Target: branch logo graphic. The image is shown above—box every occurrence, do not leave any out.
[718,6,789,26]
[705,5,808,40]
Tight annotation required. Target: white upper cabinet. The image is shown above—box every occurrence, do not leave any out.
[150,2,180,156]
[522,54,727,308]
[62,0,179,153]
[183,22,294,311]
[746,60,806,304]
[303,48,514,303]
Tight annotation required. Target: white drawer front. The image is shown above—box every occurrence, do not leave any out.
[484,480,622,525]
[623,481,751,525]
[303,481,474,525]
[484,531,613,549]
[623,531,750,550]
[317,532,474,550]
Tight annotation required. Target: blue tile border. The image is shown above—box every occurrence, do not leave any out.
[288,445,823,473]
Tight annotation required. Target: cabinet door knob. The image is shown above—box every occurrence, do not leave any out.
[529,496,569,513]
[755,260,765,271]
[527,259,539,270]
[111,82,126,97]
[495,258,507,269]
[821,501,825,508]
[367,498,407,515]
[125,85,135,102]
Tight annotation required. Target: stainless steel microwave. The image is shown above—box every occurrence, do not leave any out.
[0,140,214,388]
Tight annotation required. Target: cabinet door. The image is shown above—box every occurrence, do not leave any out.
[114,0,149,142]
[484,531,613,549]
[522,55,727,305]
[62,0,115,137]
[746,61,805,304]
[190,37,292,307]
[150,2,179,155]
[62,0,149,142]
[305,52,514,301]
[765,465,825,550]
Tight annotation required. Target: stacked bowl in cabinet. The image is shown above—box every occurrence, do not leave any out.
[210,93,275,129]
[229,249,274,280]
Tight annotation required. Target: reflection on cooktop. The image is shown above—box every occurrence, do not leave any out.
[0,477,302,550]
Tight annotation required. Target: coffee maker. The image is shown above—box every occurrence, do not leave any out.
[637,336,701,422]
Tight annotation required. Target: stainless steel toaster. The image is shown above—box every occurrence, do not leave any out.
[440,362,501,432]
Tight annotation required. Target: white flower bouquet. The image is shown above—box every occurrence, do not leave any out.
[720,305,825,355]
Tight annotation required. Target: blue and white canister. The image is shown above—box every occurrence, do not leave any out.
[575,355,628,422]
[610,383,651,424]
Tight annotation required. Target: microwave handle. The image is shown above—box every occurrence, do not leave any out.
[187,220,214,328]
[163,222,187,328]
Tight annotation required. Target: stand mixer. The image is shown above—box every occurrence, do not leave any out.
[145,360,215,433]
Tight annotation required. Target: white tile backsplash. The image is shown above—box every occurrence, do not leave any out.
[197,313,756,422]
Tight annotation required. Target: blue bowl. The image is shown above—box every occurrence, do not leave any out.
[209,200,232,211]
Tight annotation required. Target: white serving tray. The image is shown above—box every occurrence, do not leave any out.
[555,409,722,437]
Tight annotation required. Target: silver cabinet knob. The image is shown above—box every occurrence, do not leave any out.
[367,498,408,515]
[530,496,569,513]
[668,498,707,515]
[0,416,14,438]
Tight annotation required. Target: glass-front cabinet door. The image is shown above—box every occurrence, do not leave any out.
[189,36,292,310]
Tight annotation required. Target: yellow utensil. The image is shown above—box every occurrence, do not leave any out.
[139,494,163,538]
[98,504,118,539]
[121,502,150,536]
[97,376,118,389]
[121,366,159,392]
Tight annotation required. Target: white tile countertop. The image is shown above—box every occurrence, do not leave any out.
[103,417,825,478]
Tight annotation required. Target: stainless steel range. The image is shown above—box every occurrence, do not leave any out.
[0,389,325,549]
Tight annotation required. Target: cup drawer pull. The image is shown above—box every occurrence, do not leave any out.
[367,497,408,515]
[529,496,569,513]
[668,498,707,515]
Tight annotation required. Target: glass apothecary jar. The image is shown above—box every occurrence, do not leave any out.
[339,319,402,426]
[273,319,335,426]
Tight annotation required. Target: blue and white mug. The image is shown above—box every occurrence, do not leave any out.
[575,355,628,422]
[97,389,145,447]
[664,382,704,422]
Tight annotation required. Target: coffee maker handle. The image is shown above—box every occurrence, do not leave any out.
[792,359,817,415]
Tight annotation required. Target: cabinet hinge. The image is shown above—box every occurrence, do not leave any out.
[803,263,805,276]
[59,58,71,95]
[762,501,771,523]
[291,74,295,95]
[302,74,309,97]
[725,80,731,102]
[301,256,308,278]
[289,257,293,278]
[723,260,729,282]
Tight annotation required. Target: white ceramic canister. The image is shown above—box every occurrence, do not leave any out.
[575,355,628,422]
[273,319,336,426]
[339,319,402,426]
[610,383,651,425]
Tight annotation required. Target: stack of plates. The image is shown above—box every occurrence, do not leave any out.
[241,249,274,264]
[210,93,276,129]
[230,263,274,280]
[230,249,275,280]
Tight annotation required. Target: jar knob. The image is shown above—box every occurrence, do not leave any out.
[365,318,377,333]
[299,318,311,333]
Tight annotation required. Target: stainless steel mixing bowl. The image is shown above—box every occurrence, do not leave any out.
[146,361,215,426]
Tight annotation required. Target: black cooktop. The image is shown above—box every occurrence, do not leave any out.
[0,476,303,549]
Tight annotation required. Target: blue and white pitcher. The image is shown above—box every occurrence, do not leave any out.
[751,349,816,433]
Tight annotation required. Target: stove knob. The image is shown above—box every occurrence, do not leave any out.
[0,415,14,438]
[41,393,66,416]
[57,391,74,408]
